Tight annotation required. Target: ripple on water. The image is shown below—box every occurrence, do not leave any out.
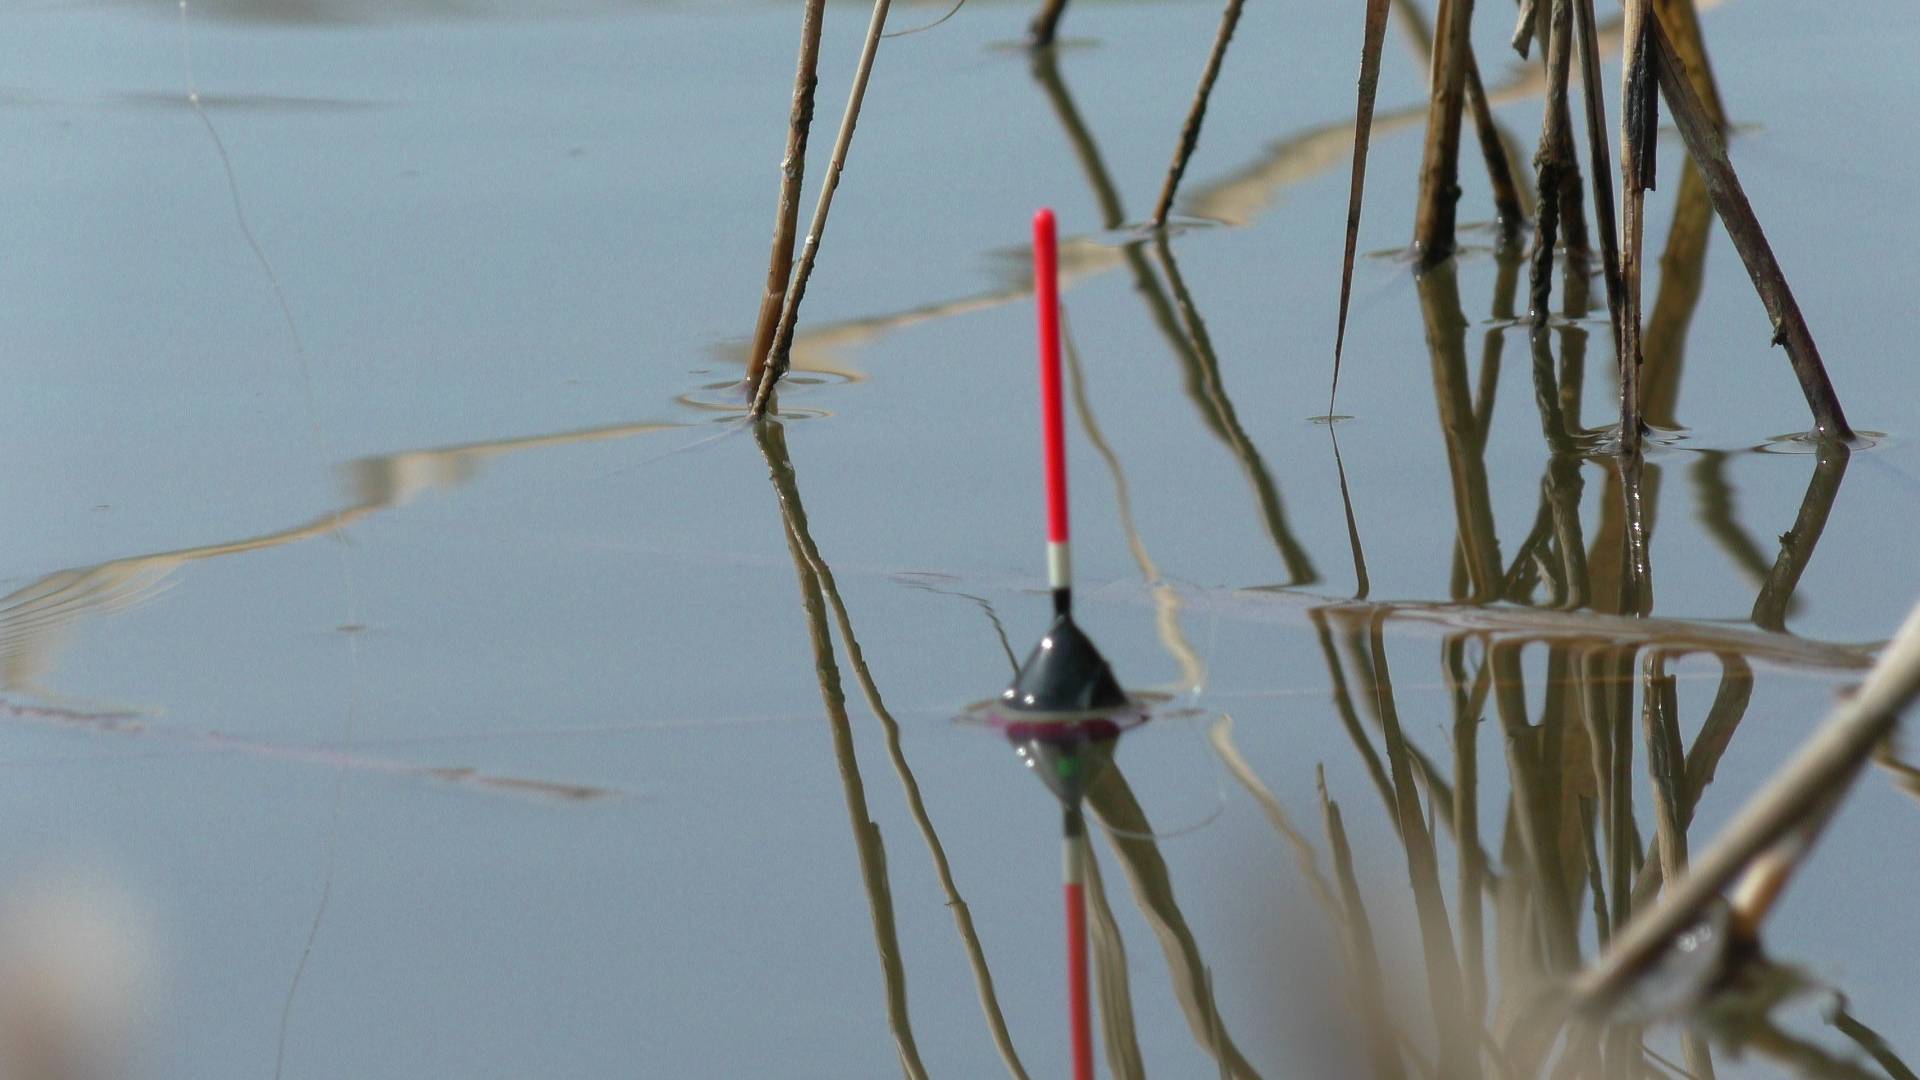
[675,373,853,419]
[1753,430,1886,454]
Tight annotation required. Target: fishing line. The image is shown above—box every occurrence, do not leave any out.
[174,5,364,1074]
[587,415,752,484]
[880,0,969,38]
[1860,450,1920,497]
[1092,708,1230,842]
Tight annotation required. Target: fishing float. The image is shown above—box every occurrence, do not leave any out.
[983,208,1149,1080]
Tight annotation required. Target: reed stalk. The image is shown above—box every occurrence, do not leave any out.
[1462,49,1529,235]
[1027,0,1069,47]
[1617,0,1656,452]
[745,0,827,392]
[1572,0,1629,431]
[1646,15,1852,439]
[1526,0,1575,321]
[1152,0,1247,227]
[750,0,894,416]
[1331,0,1391,412]
[1411,0,1476,265]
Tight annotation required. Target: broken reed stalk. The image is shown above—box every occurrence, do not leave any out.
[750,0,895,417]
[1028,0,1069,47]
[744,0,828,393]
[1617,0,1656,453]
[1647,16,1853,439]
[1411,0,1476,266]
[1330,0,1391,415]
[1151,0,1247,228]
[1572,596,1920,1012]
[1512,0,1541,56]
[1526,0,1575,321]
[1461,48,1529,235]
[1571,0,1630,441]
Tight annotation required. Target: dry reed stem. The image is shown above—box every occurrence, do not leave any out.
[1152,0,1247,227]
[1511,0,1540,56]
[1617,0,1656,452]
[744,0,827,392]
[1647,16,1853,439]
[1387,0,1533,226]
[1574,596,1920,1011]
[1462,47,1529,234]
[1027,0,1069,47]
[1527,0,1575,320]
[1330,0,1391,415]
[750,0,894,417]
[1570,0,1631,443]
[1411,0,1476,265]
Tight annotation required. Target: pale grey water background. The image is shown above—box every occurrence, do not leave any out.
[1,0,1918,1076]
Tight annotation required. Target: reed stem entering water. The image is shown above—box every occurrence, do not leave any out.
[1526,0,1575,321]
[1646,15,1852,440]
[744,0,827,393]
[1411,0,1476,265]
[1151,0,1247,227]
[750,0,895,416]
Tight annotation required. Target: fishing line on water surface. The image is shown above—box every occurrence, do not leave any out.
[1087,701,1232,842]
[586,415,755,485]
[881,0,969,38]
[175,5,365,1076]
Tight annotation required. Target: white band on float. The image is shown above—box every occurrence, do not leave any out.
[1048,541,1071,592]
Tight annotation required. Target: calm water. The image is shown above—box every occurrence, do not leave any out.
[3,0,1919,1076]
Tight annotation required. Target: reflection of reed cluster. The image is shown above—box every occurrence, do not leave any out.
[735,0,1918,1063]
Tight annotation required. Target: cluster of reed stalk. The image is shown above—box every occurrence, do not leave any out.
[1336,0,1853,454]
[742,0,1856,462]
